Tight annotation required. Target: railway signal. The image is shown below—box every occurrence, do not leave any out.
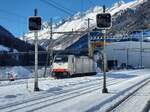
[28,9,41,91]
[96,13,111,29]
[96,5,111,93]
[96,5,111,30]
[29,16,41,31]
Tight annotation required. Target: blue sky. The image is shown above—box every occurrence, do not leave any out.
[0,0,133,37]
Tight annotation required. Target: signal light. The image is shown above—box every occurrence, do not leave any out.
[29,16,41,31]
[96,13,111,29]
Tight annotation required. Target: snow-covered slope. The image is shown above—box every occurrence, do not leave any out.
[0,45,9,51]
[23,0,146,40]
[0,66,32,80]
[22,0,147,49]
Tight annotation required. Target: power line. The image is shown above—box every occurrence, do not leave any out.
[0,9,26,20]
[0,16,26,25]
[40,0,74,16]
[0,8,27,27]
[49,0,76,14]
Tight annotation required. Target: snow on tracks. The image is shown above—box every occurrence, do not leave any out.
[86,77,150,112]
[0,78,122,112]
[109,79,150,112]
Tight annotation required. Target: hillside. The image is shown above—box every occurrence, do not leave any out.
[0,25,46,66]
[0,25,45,52]
[22,0,149,50]
[111,0,150,35]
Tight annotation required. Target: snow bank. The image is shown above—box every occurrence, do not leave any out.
[8,66,31,79]
[0,45,9,51]
[0,66,31,80]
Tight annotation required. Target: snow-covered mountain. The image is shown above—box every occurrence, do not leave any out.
[0,25,46,66]
[22,0,149,50]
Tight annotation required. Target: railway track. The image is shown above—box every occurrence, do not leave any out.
[83,77,150,112]
[0,78,122,112]
[107,78,150,112]
[0,77,98,87]
[0,78,101,108]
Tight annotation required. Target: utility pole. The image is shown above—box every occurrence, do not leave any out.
[34,9,40,91]
[102,29,108,93]
[126,48,129,68]
[140,30,143,68]
[113,44,116,69]
[102,5,108,93]
[44,18,53,77]
[86,18,93,57]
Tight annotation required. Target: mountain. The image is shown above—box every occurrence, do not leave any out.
[0,25,45,52]
[0,25,46,66]
[111,0,150,35]
[22,0,149,50]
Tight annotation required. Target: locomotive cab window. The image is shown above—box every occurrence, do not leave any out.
[54,55,68,63]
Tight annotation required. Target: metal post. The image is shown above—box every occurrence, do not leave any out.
[49,19,53,75]
[126,48,129,69]
[128,32,132,68]
[44,18,53,77]
[34,9,40,91]
[140,30,143,68]
[103,5,106,13]
[102,29,108,93]
[102,5,108,93]
[34,30,40,91]
[113,46,116,69]
[86,18,93,57]
[87,18,90,56]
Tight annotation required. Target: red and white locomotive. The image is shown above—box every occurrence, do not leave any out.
[51,55,96,78]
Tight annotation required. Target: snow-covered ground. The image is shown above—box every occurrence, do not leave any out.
[0,69,150,112]
[111,80,150,112]
[0,66,32,80]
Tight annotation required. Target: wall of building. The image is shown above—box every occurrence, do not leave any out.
[106,41,150,68]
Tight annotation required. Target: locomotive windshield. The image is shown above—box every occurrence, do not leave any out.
[54,55,68,63]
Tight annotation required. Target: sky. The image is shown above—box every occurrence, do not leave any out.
[0,0,133,37]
